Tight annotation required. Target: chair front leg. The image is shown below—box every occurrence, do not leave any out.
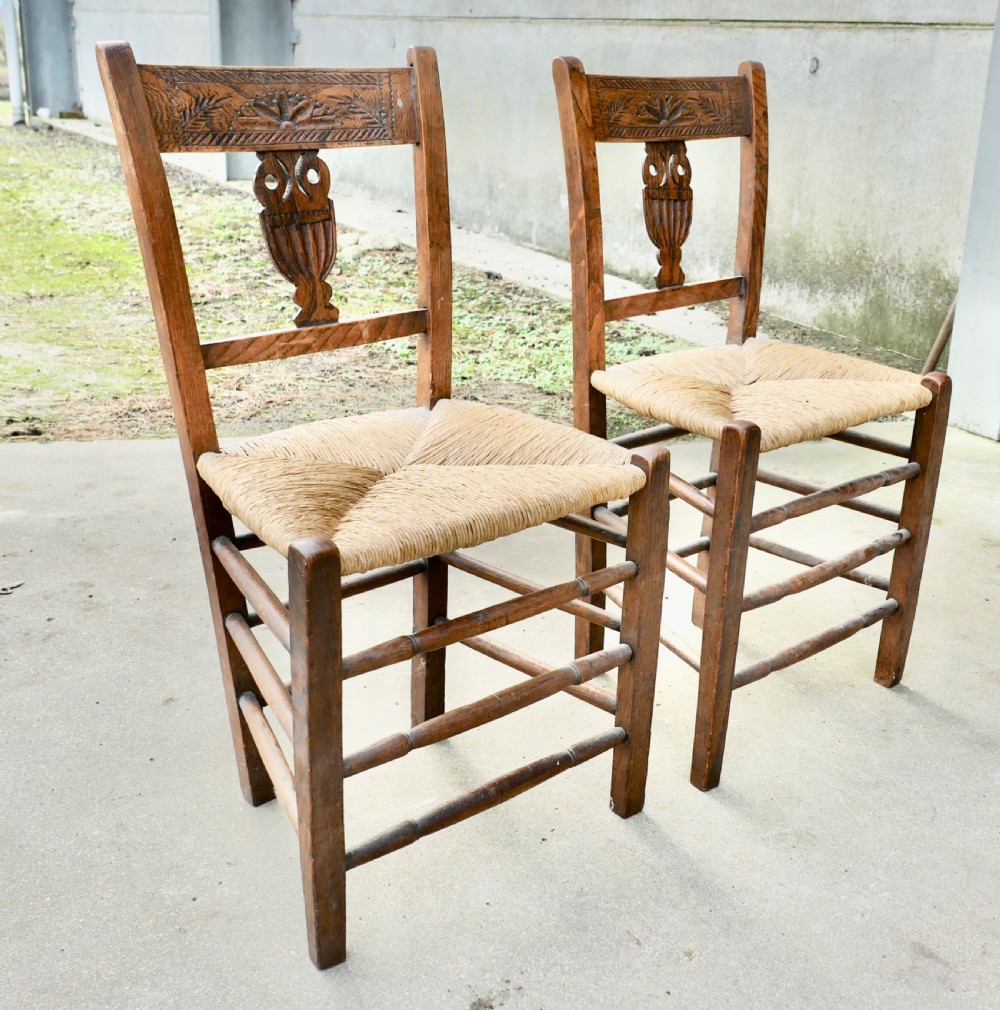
[875,373,951,687]
[412,555,448,724]
[289,536,347,970]
[612,447,671,818]
[690,422,759,792]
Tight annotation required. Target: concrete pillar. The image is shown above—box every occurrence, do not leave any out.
[18,0,79,117]
[218,0,294,179]
[1,0,27,123]
[950,12,1000,441]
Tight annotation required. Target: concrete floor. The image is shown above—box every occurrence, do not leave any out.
[3,424,998,1009]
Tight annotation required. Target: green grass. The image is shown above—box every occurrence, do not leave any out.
[0,123,684,439]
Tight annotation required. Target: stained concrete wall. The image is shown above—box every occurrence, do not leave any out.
[293,1,995,359]
[73,0,219,121]
[949,2,1000,440]
[60,2,997,361]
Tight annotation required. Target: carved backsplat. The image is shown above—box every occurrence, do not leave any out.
[587,76,749,142]
[642,141,692,288]
[137,66,418,152]
[254,150,339,327]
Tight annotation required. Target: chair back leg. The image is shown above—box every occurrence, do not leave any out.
[576,535,608,657]
[875,373,952,687]
[412,555,449,723]
[691,422,760,791]
[691,438,723,630]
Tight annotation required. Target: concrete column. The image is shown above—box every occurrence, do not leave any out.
[218,0,294,179]
[950,11,1000,441]
[18,0,79,117]
[2,0,27,123]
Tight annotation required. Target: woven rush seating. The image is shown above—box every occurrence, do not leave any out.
[554,56,951,792]
[99,41,671,971]
[593,339,933,452]
[199,400,645,569]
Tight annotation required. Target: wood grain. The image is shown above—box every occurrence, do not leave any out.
[137,64,418,152]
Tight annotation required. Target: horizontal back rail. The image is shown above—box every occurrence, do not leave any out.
[138,65,419,152]
[604,277,743,322]
[587,74,750,143]
[201,308,429,369]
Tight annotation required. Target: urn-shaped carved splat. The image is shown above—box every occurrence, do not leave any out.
[254,149,339,327]
[642,141,693,288]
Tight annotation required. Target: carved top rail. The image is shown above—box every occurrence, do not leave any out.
[586,75,749,143]
[137,65,419,152]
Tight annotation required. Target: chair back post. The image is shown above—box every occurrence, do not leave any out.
[96,41,219,481]
[553,56,608,439]
[727,60,768,344]
[409,46,453,408]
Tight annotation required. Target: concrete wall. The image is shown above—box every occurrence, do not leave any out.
[949,5,1000,440]
[20,0,80,116]
[73,0,219,122]
[294,1,995,358]
[61,2,997,360]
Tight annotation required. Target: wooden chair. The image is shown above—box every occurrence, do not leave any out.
[98,42,672,969]
[553,57,951,792]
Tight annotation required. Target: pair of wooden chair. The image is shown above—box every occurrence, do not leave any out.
[99,42,949,969]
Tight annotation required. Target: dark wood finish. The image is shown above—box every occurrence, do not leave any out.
[343,559,427,599]
[734,600,899,689]
[345,728,626,870]
[289,537,346,970]
[555,53,951,792]
[98,47,278,807]
[99,38,683,967]
[213,536,291,651]
[755,467,902,523]
[611,447,671,816]
[226,613,294,740]
[412,555,448,725]
[586,74,750,142]
[750,463,919,534]
[342,562,637,679]
[238,692,297,827]
[826,428,912,459]
[604,277,742,321]
[669,474,716,516]
[345,645,630,778]
[411,47,452,407]
[691,422,759,791]
[245,559,430,628]
[741,530,908,612]
[254,148,339,326]
[691,438,722,630]
[611,422,690,448]
[201,309,428,368]
[726,61,768,343]
[875,374,952,686]
[550,513,627,549]
[922,298,956,375]
[575,535,609,659]
[643,140,693,287]
[137,64,419,152]
[748,536,891,593]
[441,551,621,632]
[459,634,617,713]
